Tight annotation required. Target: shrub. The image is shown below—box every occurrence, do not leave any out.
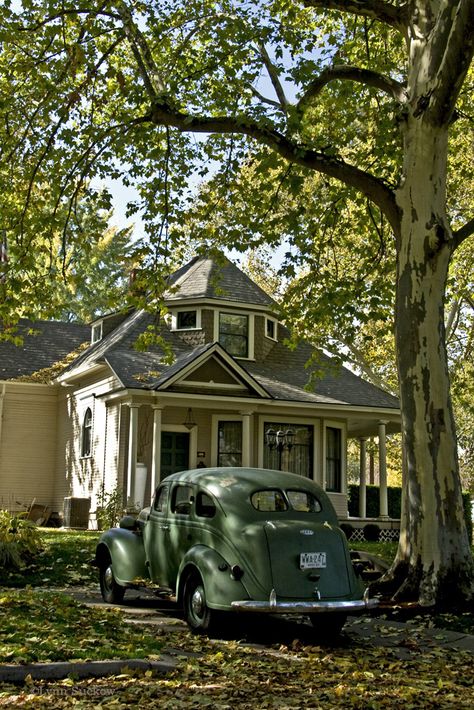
[363,523,381,542]
[340,523,354,540]
[0,510,43,570]
[96,487,125,531]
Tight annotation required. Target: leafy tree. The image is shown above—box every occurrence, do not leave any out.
[1,1,473,605]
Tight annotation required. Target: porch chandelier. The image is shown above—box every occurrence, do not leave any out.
[183,407,197,430]
[265,428,295,452]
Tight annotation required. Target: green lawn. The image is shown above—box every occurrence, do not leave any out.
[1,529,99,588]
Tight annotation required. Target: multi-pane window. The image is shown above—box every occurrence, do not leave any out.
[326,427,342,492]
[217,420,242,467]
[81,407,92,457]
[219,313,248,358]
[263,423,313,477]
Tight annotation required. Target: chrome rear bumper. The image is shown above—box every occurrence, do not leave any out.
[231,588,378,614]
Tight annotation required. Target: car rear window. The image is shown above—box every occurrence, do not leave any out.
[251,489,288,512]
[287,490,322,513]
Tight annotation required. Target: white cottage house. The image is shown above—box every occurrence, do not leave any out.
[0,254,400,528]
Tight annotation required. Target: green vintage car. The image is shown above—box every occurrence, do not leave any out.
[94,467,378,634]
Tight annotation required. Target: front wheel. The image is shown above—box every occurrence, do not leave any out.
[308,613,347,637]
[183,573,215,633]
[99,562,125,604]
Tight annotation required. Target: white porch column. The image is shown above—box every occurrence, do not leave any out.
[151,405,163,497]
[127,404,140,504]
[359,437,368,518]
[241,410,253,467]
[378,420,389,518]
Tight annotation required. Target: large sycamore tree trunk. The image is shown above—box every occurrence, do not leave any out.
[392,120,474,605]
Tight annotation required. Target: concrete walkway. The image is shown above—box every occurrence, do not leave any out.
[0,585,472,683]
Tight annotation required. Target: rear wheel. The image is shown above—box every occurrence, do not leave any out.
[99,561,125,604]
[308,613,347,637]
[183,572,215,633]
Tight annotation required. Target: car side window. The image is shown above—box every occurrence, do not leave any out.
[195,491,216,518]
[153,485,169,513]
[251,489,288,512]
[287,490,322,513]
[171,485,194,515]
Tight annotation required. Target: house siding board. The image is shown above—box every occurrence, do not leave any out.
[56,375,120,523]
[103,403,121,494]
[0,384,58,512]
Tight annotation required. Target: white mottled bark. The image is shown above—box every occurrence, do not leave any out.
[393,116,474,604]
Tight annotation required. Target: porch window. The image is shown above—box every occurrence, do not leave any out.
[81,407,92,457]
[217,420,242,467]
[263,423,313,477]
[326,427,342,492]
[219,313,248,358]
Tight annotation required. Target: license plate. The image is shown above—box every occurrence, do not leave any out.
[300,551,327,569]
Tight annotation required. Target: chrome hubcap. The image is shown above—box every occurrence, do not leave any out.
[191,587,204,617]
[104,565,114,588]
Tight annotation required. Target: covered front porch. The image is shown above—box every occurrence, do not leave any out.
[103,391,401,524]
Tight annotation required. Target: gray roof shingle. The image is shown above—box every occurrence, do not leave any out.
[165,254,277,309]
[0,320,90,380]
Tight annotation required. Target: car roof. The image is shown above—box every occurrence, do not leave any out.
[161,467,334,510]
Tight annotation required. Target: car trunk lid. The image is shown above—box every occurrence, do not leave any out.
[264,520,352,599]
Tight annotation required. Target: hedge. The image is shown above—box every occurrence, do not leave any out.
[347,484,473,543]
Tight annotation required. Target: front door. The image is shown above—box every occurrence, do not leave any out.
[161,431,190,479]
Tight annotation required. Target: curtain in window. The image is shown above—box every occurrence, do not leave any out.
[218,421,242,466]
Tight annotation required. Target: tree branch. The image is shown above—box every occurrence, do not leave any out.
[247,84,282,110]
[258,42,290,113]
[303,0,409,31]
[113,0,166,98]
[453,217,474,250]
[426,0,474,126]
[298,64,407,114]
[147,101,401,236]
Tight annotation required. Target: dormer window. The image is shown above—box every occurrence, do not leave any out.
[219,312,248,358]
[177,310,197,329]
[265,317,277,341]
[91,322,103,343]
[171,309,201,331]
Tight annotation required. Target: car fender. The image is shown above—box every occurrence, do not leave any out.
[176,544,249,611]
[95,528,149,587]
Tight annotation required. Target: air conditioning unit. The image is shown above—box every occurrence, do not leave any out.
[63,497,91,529]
